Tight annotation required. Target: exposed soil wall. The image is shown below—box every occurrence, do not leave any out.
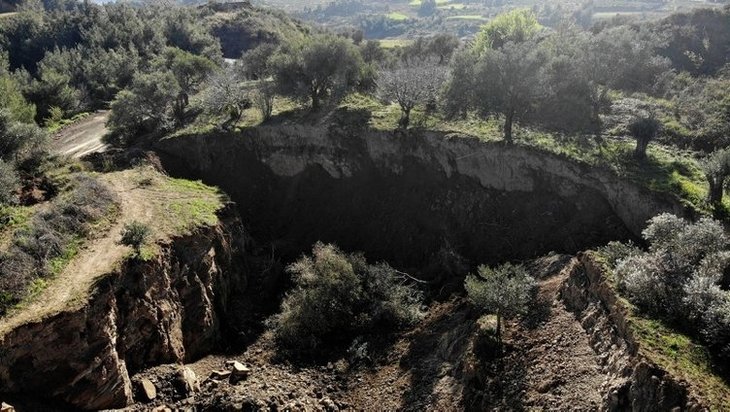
[561,253,706,411]
[0,206,246,410]
[157,123,689,278]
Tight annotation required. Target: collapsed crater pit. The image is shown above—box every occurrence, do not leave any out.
[157,121,688,282]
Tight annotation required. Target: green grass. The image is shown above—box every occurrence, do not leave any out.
[46,112,90,133]
[0,205,32,233]
[628,313,730,409]
[409,0,450,5]
[378,38,414,49]
[446,14,486,20]
[48,236,83,276]
[386,12,409,21]
[166,177,223,232]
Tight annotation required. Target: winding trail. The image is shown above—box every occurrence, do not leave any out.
[51,111,110,158]
[0,169,223,337]
[0,173,144,336]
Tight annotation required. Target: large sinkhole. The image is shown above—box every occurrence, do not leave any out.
[157,123,687,282]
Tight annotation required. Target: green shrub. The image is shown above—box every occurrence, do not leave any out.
[464,263,536,344]
[609,213,730,368]
[270,242,423,355]
[0,175,118,315]
[0,159,18,205]
[119,221,151,254]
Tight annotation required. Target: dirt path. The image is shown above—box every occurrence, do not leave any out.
[51,111,110,158]
[0,174,145,335]
[0,168,222,336]
[500,267,609,410]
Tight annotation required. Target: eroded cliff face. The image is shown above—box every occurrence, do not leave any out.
[561,253,705,411]
[0,205,246,410]
[157,123,689,275]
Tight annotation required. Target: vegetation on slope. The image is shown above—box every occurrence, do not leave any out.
[0,172,120,315]
[596,214,730,409]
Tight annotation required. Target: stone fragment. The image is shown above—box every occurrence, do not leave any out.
[139,378,157,402]
[210,369,232,380]
[229,361,251,384]
[231,361,251,377]
[0,402,15,412]
[175,367,200,395]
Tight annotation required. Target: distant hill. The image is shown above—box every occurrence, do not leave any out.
[203,2,310,58]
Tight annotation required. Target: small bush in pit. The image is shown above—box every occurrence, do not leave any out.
[269,242,423,356]
[464,263,536,346]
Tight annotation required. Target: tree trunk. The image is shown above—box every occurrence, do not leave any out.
[708,173,726,207]
[399,108,411,129]
[496,311,502,355]
[503,109,515,142]
[311,89,320,111]
[634,137,649,161]
[591,99,602,142]
[174,94,188,124]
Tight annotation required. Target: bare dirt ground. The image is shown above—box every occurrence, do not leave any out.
[51,111,110,158]
[499,266,609,411]
[0,168,223,336]
[130,256,613,411]
[0,173,141,335]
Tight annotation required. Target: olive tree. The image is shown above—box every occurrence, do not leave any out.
[473,40,547,142]
[464,263,536,347]
[270,34,364,110]
[0,109,47,162]
[474,8,541,53]
[154,47,217,124]
[202,65,251,129]
[441,49,477,119]
[108,71,181,137]
[377,59,446,129]
[616,214,729,322]
[270,242,423,355]
[629,116,661,161]
[701,148,730,209]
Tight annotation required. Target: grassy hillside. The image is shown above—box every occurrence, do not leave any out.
[0,162,226,326]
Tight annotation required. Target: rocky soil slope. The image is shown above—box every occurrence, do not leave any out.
[112,255,710,411]
[0,169,247,410]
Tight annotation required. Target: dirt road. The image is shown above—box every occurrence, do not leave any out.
[51,111,110,158]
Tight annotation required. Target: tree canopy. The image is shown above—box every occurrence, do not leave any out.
[270,34,364,110]
[474,8,541,53]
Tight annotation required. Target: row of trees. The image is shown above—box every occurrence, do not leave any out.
[0,0,223,123]
[237,10,668,158]
[0,53,48,204]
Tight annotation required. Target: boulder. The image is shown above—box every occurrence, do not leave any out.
[230,361,251,377]
[174,367,200,396]
[139,378,157,402]
[210,369,232,380]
